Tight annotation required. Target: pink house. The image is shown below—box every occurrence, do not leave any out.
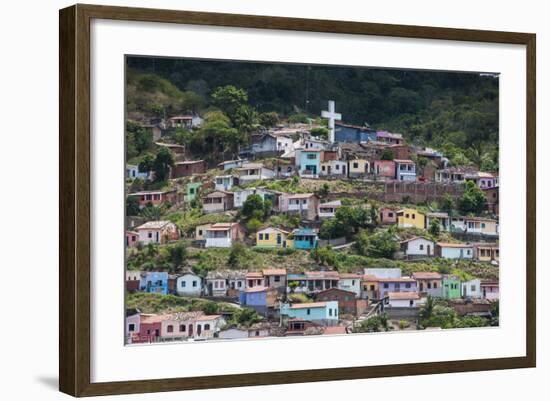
[379,207,398,225]
[373,160,396,180]
[126,230,139,247]
[481,280,499,301]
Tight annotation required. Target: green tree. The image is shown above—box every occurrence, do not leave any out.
[169,243,187,267]
[211,85,248,122]
[259,111,279,128]
[228,242,247,269]
[126,196,140,216]
[380,148,394,161]
[458,181,486,214]
[138,153,155,174]
[246,218,262,234]
[241,194,266,221]
[439,193,454,215]
[366,230,398,259]
[152,147,174,182]
[309,127,329,139]
[428,218,441,237]
[233,105,259,135]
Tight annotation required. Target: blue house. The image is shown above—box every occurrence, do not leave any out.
[334,123,377,143]
[298,150,322,176]
[292,228,318,250]
[139,272,169,295]
[395,159,417,181]
[239,287,275,317]
[280,301,339,323]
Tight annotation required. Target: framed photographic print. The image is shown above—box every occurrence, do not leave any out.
[59,4,536,397]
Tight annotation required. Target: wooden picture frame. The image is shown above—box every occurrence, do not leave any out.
[59,3,536,397]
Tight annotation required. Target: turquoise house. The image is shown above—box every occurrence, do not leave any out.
[281,301,339,322]
[186,182,202,202]
[298,150,322,176]
[292,228,318,250]
[139,272,168,295]
[442,276,461,299]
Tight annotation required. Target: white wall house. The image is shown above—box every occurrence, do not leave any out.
[176,273,203,297]
[401,236,435,257]
[387,292,422,307]
[462,279,482,298]
[318,200,341,219]
[337,274,362,298]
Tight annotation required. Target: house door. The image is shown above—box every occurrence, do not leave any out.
[283,240,287,248]
[460,249,464,258]
[155,232,159,242]
[420,283,424,291]
[342,165,346,175]
[277,234,282,245]
[197,324,202,336]
[207,282,213,295]
[327,166,331,174]
[188,324,193,336]
[427,245,431,255]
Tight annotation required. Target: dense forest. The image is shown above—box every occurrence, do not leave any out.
[126,56,499,170]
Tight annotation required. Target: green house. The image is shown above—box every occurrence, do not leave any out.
[442,276,461,299]
[186,182,202,202]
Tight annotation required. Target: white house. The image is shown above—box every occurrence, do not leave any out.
[320,160,347,177]
[205,223,245,248]
[436,242,474,259]
[462,279,482,298]
[176,272,203,297]
[214,175,239,191]
[318,200,342,219]
[194,315,226,340]
[217,159,248,171]
[233,188,278,209]
[135,221,179,245]
[337,273,362,298]
[206,271,228,297]
[235,163,275,183]
[400,236,435,258]
[126,164,150,180]
[387,292,422,308]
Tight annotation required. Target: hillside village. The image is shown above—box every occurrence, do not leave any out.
[125,87,499,344]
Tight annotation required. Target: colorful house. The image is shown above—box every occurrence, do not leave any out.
[214,175,239,191]
[126,230,139,247]
[394,159,416,181]
[279,193,319,221]
[171,160,206,178]
[464,217,499,235]
[318,200,342,219]
[361,275,380,300]
[386,292,421,308]
[396,208,425,229]
[373,160,396,180]
[227,270,247,297]
[425,212,451,231]
[334,122,377,143]
[320,160,347,177]
[128,189,177,208]
[262,269,287,289]
[481,280,499,301]
[442,276,462,299]
[235,163,275,182]
[202,191,234,214]
[160,311,204,340]
[135,314,167,343]
[436,242,474,259]
[292,228,318,250]
[297,149,322,177]
[462,279,482,298]
[413,272,442,297]
[205,222,245,248]
[348,159,370,177]
[337,273,362,298]
[281,301,339,324]
[176,272,202,297]
[378,277,417,299]
[136,220,179,245]
[194,315,226,340]
[246,271,266,289]
[185,182,202,202]
[474,243,499,263]
[125,309,141,343]
[256,227,292,248]
[379,207,398,225]
[139,272,169,295]
[400,236,435,258]
[239,286,277,317]
[316,288,367,317]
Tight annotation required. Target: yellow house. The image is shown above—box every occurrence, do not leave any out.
[348,159,370,177]
[256,227,292,248]
[396,208,425,229]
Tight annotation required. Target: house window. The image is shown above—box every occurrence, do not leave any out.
[434,283,438,289]
[388,212,393,217]
[353,162,358,168]
[428,282,432,289]
[255,330,260,336]
[128,324,135,332]
[419,244,424,250]
[148,232,153,238]
[238,281,242,288]
[274,276,281,282]
[322,165,326,171]
[395,283,401,290]
[307,154,317,159]
[180,324,186,332]
[307,309,311,315]
[204,324,211,331]
[336,164,340,170]
[265,234,270,240]
[370,285,375,291]
[167,325,174,333]
[329,309,333,316]
[467,250,471,255]
[192,281,197,287]
[384,283,389,289]
[405,283,411,289]
[405,214,410,218]
[198,230,203,236]
[481,223,486,229]
[181,281,186,287]
[471,285,476,291]
[412,214,416,219]
[259,233,264,240]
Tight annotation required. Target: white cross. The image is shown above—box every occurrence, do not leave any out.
[321,100,342,144]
